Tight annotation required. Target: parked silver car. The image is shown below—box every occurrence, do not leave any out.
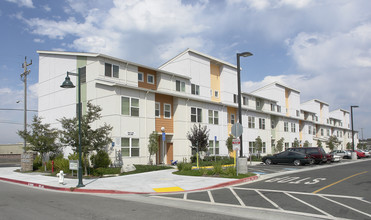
[330,150,351,159]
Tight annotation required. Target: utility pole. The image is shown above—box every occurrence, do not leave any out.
[20,57,32,152]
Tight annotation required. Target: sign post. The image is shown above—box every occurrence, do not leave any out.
[233,139,241,176]
[69,160,78,177]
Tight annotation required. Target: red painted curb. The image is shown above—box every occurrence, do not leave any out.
[0,175,258,195]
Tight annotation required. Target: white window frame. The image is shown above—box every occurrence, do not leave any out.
[121,137,139,157]
[191,84,200,95]
[291,123,296,133]
[214,90,219,98]
[191,107,202,123]
[147,74,155,84]
[259,118,265,130]
[138,72,144,82]
[230,114,235,124]
[155,102,160,118]
[243,97,248,106]
[256,101,261,108]
[121,96,139,117]
[164,103,171,119]
[284,122,289,132]
[248,116,255,128]
[208,110,219,125]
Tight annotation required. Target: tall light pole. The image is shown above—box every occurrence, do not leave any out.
[350,105,359,151]
[237,52,253,157]
[61,68,84,187]
[20,57,32,152]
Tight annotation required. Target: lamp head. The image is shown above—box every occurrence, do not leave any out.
[351,105,359,108]
[238,52,253,57]
[60,75,75,88]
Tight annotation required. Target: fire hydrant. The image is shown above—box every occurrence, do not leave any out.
[56,170,66,185]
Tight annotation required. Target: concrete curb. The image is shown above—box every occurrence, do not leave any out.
[0,175,259,195]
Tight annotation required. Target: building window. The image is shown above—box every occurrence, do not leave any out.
[208,140,220,155]
[121,97,139,117]
[233,94,237,103]
[155,102,160,118]
[214,90,219,98]
[277,105,281,113]
[105,63,119,78]
[256,101,261,108]
[147,74,154,84]
[191,84,200,95]
[296,110,300,117]
[321,128,324,136]
[291,123,296,133]
[313,127,317,135]
[308,126,312,134]
[327,119,330,124]
[249,142,255,154]
[285,142,289,150]
[176,80,185,92]
[248,116,255,128]
[208,110,219,125]
[284,122,289,132]
[80,67,86,83]
[243,97,247,106]
[121,138,139,157]
[138,72,144,82]
[327,129,330,136]
[271,120,275,129]
[191,107,202,122]
[271,104,275,111]
[230,114,235,124]
[164,103,171,119]
[262,142,266,154]
[259,118,265,130]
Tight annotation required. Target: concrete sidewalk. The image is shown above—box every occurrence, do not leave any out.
[0,164,260,194]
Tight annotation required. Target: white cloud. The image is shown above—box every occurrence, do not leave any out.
[33,38,44,43]
[6,0,34,8]
[43,5,51,12]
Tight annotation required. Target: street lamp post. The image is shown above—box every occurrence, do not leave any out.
[60,68,84,187]
[350,105,359,151]
[237,52,253,157]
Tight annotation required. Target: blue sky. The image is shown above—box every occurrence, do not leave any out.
[1,0,371,144]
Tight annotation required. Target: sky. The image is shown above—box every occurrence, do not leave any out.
[0,0,370,144]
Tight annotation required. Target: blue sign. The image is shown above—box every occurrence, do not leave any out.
[112,142,115,147]
[162,132,166,141]
[214,136,217,141]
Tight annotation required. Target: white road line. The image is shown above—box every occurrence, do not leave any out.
[229,187,246,207]
[284,192,334,218]
[234,187,365,200]
[208,190,215,203]
[254,189,283,210]
[320,195,371,218]
[183,192,187,200]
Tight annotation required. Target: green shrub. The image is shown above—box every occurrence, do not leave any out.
[90,150,111,169]
[33,155,42,171]
[213,162,223,175]
[177,163,193,171]
[190,155,197,163]
[93,167,120,177]
[53,157,70,173]
[225,166,236,176]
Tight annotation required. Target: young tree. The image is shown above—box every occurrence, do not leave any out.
[317,140,323,148]
[276,138,284,152]
[254,136,263,158]
[303,140,310,147]
[346,142,352,150]
[327,135,339,151]
[225,134,234,153]
[187,124,210,153]
[148,131,159,165]
[59,101,113,175]
[17,116,61,170]
[292,138,300,148]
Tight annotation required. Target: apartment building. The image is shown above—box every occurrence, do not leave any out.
[37,49,358,165]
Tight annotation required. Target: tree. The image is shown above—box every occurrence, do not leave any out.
[17,116,61,170]
[187,124,209,153]
[225,134,234,153]
[276,138,284,152]
[59,101,113,175]
[148,131,159,165]
[303,140,310,147]
[346,142,352,150]
[254,136,263,157]
[327,135,339,151]
[292,138,300,148]
[317,140,323,148]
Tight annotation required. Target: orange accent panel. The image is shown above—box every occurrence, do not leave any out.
[227,107,237,135]
[138,67,157,90]
[166,143,173,165]
[210,63,220,102]
[155,94,173,133]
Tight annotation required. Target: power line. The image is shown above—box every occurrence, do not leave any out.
[0,108,37,112]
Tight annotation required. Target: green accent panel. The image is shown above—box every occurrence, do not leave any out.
[76,56,87,115]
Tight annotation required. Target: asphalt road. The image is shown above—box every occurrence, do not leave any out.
[0,180,249,220]
[156,159,371,220]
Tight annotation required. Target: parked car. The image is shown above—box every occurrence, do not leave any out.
[331,154,342,162]
[330,150,351,159]
[288,147,327,164]
[349,150,366,159]
[262,151,310,166]
[358,149,370,158]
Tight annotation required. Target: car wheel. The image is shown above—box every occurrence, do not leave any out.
[293,159,301,166]
[309,158,315,165]
[265,159,272,165]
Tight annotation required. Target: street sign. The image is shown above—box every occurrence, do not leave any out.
[69,160,78,170]
[233,138,240,151]
[162,132,166,141]
[231,123,243,137]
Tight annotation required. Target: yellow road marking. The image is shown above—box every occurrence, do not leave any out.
[153,187,184,192]
[312,171,368,194]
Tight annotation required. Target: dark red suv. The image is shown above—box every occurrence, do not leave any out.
[288,147,327,164]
